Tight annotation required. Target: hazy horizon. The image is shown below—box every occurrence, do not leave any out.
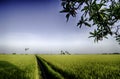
[0,0,120,54]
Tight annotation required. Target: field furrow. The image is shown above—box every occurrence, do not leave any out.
[36,56,64,79]
[0,54,120,79]
[39,55,120,79]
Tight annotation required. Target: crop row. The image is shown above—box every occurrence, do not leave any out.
[36,56,64,79]
[0,54,120,79]
[39,55,120,79]
[0,55,41,79]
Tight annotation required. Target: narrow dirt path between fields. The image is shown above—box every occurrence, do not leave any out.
[36,56,48,79]
[36,56,64,79]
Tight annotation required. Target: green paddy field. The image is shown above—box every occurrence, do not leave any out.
[0,54,120,79]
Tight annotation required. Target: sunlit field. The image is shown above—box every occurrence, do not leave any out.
[38,55,120,79]
[0,54,120,79]
[0,54,40,79]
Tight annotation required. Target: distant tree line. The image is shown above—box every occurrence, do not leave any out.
[102,52,120,55]
[60,50,71,55]
[12,53,16,55]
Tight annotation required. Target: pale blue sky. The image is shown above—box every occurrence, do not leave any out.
[0,0,120,54]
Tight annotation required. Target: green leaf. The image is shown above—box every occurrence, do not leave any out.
[77,22,82,28]
[66,14,70,22]
[84,22,91,27]
[81,6,88,11]
[60,9,69,13]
